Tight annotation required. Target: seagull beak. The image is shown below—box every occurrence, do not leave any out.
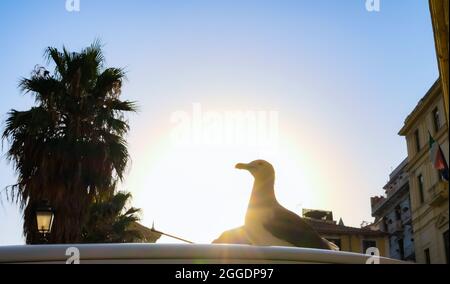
[235,163,250,170]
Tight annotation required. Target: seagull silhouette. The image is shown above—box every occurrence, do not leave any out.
[213,160,337,250]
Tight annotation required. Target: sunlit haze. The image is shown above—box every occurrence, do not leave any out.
[0,0,438,244]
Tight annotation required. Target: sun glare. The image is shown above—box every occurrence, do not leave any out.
[123,108,329,243]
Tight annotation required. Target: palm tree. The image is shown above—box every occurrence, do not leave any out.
[82,190,160,243]
[2,41,137,244]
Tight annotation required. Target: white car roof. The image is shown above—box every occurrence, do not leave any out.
[0,243,409,264]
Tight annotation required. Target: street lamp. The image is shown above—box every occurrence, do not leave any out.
[36,201,54,242]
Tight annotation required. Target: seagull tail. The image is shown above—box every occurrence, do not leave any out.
[322,238,340,251]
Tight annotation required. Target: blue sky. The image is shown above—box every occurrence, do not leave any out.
[0,0,438,244]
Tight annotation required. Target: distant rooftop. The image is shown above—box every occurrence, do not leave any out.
[302,209,333,222]
[388,158,408,181]
[302,209,386,237]
[305,218,387,237]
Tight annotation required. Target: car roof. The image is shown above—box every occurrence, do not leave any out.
[0,243,408,264]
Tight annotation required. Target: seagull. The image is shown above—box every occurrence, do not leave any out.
[212,226,251,245]
[214,160,336,250]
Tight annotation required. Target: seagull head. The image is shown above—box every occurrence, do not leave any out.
[235,160,275,179]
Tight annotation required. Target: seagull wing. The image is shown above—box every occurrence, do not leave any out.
[212,226,252,245]
[263,205,331,249]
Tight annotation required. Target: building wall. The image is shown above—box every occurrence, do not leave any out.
[399,198,415,259]
[429,0,449,123]
[324,234,388,257]
[388,223,414,260]
[402,84,449,264]
[383,196,415,260]
[399,198,412,224]
[371,158,415,261]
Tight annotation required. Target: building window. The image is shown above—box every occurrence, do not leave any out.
[444,230,449,264]
[394,205,402,221]
[414,129,421,153]
[397,239,405,260]
[362,240,377,254]
[417,174,425,204]
[432,107,441,132]
[436,168,446,182]
[424,248,431,264]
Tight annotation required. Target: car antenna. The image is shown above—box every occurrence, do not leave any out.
[151,221,194,244]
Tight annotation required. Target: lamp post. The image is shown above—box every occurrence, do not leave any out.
[35,200,55,243]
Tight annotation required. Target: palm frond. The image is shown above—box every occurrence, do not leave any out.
[2,41,138,244]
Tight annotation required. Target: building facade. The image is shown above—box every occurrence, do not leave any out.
[371,158,415,261]
[399,80,449,264]
[429,0,449,123]
[302,209,389,257]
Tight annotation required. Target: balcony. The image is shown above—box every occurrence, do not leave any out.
[371,197,387,215]
[394,220,404,233]
[427,181,449,207]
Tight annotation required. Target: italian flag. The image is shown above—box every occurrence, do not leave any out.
[428,133,449,181]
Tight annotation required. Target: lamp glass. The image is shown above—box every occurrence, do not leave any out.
[36,211,54,234]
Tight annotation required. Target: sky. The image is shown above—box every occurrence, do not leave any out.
[0,0,439,245]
